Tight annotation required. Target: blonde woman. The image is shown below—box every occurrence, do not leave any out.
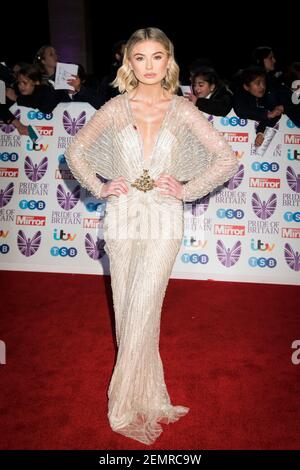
[65,27,238,445]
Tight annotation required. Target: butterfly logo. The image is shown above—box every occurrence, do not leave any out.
[24,156,48,182]
[252,193,277,220]
[286,166,300,193]
[63,110,86,135]
[284,243,300,272]
[85,234,106,260]
[56,184,80,210]
[216,240,242,267]
[217,240,242,268]
[191,194,210,216]
[224,164,244,190]
[0,109,21,134]
[0,182,14,208]
[17,230,42,257]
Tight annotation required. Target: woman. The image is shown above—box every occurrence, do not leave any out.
[65,27,238,445]
[33,45,58,84]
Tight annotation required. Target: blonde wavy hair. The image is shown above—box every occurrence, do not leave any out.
[113,27,179,94]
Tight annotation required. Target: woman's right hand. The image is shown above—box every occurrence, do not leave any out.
[100,176,128,198]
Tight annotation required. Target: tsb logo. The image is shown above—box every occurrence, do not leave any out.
[27,110,53,121]
[251,162,279,172]
[0,244,10,254]
[216,208,244,219]
[19,200,46,210]
[248,257,277,268]
[85,202,105,214]
[286,119,300,128]
[181,253,209,264]
[0,152,18,162]
[221,116,247,127]
[284,212,300,222]
[50,247,78,257]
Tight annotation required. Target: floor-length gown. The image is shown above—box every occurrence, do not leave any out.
[65,93,238,444]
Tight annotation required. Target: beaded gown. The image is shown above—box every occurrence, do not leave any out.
[65,93,238,445]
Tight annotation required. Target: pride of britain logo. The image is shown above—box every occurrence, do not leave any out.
[17,230,42,257]
[0,110,20,133]
[85,234,106,260]
[0,182,14,207]
[224,164,244,190]
[56,184,80,210]
[286,166,300,193]
[284,243,300,271]
[24,157,48,182]
[63,111,86,136]
[216,240,242,267]
[251,193,277,219]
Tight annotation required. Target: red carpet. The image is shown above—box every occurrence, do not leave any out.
[0,270,299,450]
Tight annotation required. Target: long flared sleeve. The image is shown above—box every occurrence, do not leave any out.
[180,99,239,202]
[64,100,114,199]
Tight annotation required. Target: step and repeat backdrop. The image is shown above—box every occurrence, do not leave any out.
[0,102,299,285]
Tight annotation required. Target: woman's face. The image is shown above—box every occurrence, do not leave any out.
[18,74,37,95]
[128,40,170,86]
[264,51,276,72]
[193,75,215,98]
[244,75,266,98]
[43,47,58,68]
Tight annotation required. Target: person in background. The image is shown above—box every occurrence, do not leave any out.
[6,63,60,114]
[188,66,233,116]
[283,61,300,92]
[11,61,28,80]
[33,45,58,84]
[64,64,103,109]
[98,39,127,104]
[0,62,28,135]
[252,47,277,72]
[6,63,103,114]
[252,46,300,126]
[233,66,283,147]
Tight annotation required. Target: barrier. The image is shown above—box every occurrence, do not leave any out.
[0,102,299,285]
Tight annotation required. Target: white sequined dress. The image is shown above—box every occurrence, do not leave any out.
[65,93,238,445]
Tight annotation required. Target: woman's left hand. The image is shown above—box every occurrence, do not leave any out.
[155,174,183,200]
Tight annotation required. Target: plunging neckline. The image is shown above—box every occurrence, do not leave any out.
[125,92,175,168]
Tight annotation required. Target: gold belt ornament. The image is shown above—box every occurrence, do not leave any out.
[131,169,155,192]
